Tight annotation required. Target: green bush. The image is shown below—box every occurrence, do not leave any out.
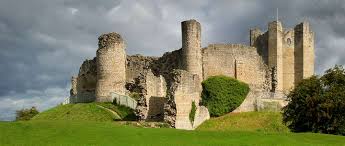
[283,65,345,135]
[189,101,197,123]
[16,107,39,121]
[201,75,249,117]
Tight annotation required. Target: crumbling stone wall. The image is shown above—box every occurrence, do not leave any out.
[164,70,209,130]
[129,69,167,121]
[150,49,183,79]
[96,32,126,102]
[202,44,270,90]
[75,58,97,103]
[145,71,166,120]
[126,55,157,83]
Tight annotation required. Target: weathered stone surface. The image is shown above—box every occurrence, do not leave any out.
[193,106,210,128]
[181,19,203,81]
[252,21,315,93]
[96,32,126,102]
[74,58,97,103]
[233,87,287,113]
[202,44,270,90]
[126,55,157,82]
[164,70,207,130]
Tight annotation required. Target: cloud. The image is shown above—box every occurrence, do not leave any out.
[0,86,69,121]
[0,0,345,120]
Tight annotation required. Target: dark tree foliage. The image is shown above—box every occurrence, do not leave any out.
[16,106,39,121]
[201,75,249,117]
[283,65,345,135]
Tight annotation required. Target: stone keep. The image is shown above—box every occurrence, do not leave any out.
[95,32,126,102]
[181,20,203,80]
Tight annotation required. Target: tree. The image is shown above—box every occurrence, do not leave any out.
[283,65,345,135]
[16,106,39,121]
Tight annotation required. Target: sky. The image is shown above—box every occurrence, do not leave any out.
[0,0,344,121]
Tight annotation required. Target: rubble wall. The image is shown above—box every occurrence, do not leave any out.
[164,70,209,130]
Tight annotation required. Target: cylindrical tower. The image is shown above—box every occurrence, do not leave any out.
[181,19,202,80]
[96,32,126,102]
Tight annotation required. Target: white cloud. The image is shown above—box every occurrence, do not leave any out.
[0,86,69,121]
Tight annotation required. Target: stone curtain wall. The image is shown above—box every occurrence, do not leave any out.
[96,33,126,102]
[202,44,269,90]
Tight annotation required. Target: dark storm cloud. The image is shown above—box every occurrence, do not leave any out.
[0,0,344,120]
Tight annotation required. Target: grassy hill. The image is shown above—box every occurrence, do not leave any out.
[32,103,127,122]
[197,112,289,133]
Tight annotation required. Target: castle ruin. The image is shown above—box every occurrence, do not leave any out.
[69,19,314,130]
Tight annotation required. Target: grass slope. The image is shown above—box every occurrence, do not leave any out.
[1,120,345,146]
[197,112,289,133]
[32,103,121,121]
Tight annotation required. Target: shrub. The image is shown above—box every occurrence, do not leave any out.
[283,65,345,135]
[129,92,141,100]
[16,107,39,121]
[189,101,197,123]
[201,75,249,117]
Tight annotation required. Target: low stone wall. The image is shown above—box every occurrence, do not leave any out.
[193,106,210,128]
[233,87,287,113]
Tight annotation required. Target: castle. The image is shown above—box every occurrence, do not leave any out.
[68,19,314,130]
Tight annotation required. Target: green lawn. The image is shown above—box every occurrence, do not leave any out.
[1,120,345,146]
[3,104,345,145]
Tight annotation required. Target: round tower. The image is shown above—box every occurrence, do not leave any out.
[96,32,126,102]
[181,19,202,80]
